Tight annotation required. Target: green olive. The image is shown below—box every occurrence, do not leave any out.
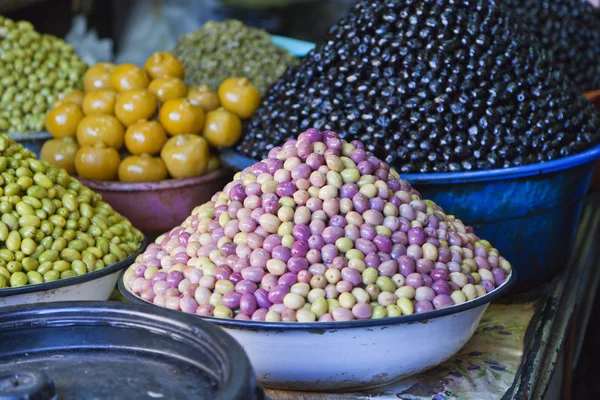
[102,254,117,266]
[52,260,70,272]
[81,250,96,271]
[22,257,39,272]
[51,237,67,251]
[60,270,77,279]
[38,249,58,264]
[9,271,27,287]
[67,239,86,252]
[20,237,36,255]
[0,221,8,241]
[43,270,59,282]
[26,270,43,285]
[60,248,81,262]
[95,238,109,255]
[6,230,20,251]
[6,261,22,273]
[37,261,52,274]
[40,236,53,249]
[0,250,14,262]
[63,229,76,242]
[69,259,85,275]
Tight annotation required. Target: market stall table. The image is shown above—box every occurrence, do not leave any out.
[264,192,600,400]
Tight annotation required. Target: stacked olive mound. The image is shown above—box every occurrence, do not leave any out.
[172,20,299,94]
[125,129,511,322]
[238,0,600,173]
[0,135,144,288]
[504,0,600,93]
[0,16,87,133]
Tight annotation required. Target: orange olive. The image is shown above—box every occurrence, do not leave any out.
[40,137,79,175]
[114,89,158,127]
[118,154,169,183]
[159,98,204,136]
[55,90,84,108]
[82,90,118,115]
[148,77,187,104]
[75,142,121,181]
[124,120,167,155]
[76,114,125,149]
[110,63,150,92]
[217,77,260,119]
[45,103,84,138]
[206,154,220,173]
[84,62,116,92]
[144,52,184,80]
[161,134,209,179]
[187,84,220,112]
[202,107,241,147]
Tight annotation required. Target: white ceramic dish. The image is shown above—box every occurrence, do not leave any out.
[119,268,515,391]
[0,239,145,308]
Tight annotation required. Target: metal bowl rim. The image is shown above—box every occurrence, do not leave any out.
[0,237,147,298]
[119,265,515,330]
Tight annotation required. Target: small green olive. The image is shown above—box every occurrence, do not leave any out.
[71,260,87,276]
[43,270,59,282]
[6,261,22,273]
[52,260,70,272]
[9,271,27,287]
[26,270,43,285]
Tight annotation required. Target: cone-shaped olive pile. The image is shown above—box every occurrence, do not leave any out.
[238,0,600,173]
[0,135,144,288]
[125,129,511,322]
[504,0,600,93]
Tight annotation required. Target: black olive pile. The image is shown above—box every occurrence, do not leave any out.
[503,0,600,93]
[238,0,600,173]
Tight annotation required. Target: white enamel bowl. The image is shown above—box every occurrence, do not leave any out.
[0,239,145,307]
[120,269,515,392]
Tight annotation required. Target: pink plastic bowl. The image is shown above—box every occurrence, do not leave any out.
[80,168,233,233]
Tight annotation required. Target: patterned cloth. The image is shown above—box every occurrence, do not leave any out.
[266,302,536,400]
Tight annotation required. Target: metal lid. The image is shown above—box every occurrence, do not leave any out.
[0,302,258,400]
[0,370,56,400]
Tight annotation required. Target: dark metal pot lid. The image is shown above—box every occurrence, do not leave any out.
[0,302,260,400]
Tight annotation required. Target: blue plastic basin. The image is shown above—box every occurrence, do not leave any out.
[401,144,600,289]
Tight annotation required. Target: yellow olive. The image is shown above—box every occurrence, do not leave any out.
[217,77,260,119]
[160,134,209,179]
[118,154,168,183]
[202,107,241,147]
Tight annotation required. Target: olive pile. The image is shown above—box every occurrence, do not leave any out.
[172,20,299,94]
[238,0,600,173]
[504,0,600,93]
[0,16,87,133]
[0,135,144,288]
[125,129,511,322]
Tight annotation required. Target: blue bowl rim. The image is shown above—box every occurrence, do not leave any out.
[119,266,515,331]
[223,143,600,184]
[397,143,600,184]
